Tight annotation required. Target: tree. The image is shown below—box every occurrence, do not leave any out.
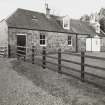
[80,14,90,22]
[99,17,105,32]
[98,8,105,32]
[99,8,105,17]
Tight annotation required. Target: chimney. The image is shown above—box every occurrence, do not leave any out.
[45,3,50,18]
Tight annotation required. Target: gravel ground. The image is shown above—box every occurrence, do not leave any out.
[0,58,105,105]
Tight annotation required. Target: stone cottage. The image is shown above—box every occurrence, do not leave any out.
[0,7,104,57]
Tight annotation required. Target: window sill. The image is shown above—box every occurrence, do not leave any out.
[40,45,46,47]
[68,45,72,46]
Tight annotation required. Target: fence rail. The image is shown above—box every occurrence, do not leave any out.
[16,45,105,88]
[85,54,105,61]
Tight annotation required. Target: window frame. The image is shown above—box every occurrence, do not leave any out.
[68,35,72,46]
[63,16,70,30]
[63,20,69,28]
[40,33,46,46]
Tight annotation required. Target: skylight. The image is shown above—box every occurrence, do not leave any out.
[32,15,38,21]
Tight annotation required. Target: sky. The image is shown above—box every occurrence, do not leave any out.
[0,0,105,20]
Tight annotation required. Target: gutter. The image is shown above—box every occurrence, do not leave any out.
[8,26,90,36]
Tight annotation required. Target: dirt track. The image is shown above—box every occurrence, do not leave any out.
[0,58,105,105]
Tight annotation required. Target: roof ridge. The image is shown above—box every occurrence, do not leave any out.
[17,8,46,15]
[5,8,18,21]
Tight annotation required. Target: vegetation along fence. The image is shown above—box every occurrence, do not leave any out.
[16,45,105,89]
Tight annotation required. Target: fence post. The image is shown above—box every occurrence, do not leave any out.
[32,45,35,64]
[81,51,85,82]
[58,48,61,73]
[16,46,19,60]
[24,56,26,62]
[42,47,46,69]
[24,46,26,62]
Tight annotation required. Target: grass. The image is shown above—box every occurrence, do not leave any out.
[11,52,105,105]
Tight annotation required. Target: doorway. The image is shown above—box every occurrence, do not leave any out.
[17,35,26,55]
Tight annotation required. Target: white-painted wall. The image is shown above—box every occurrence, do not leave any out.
[86,38,92,51]
[86,38,101,52]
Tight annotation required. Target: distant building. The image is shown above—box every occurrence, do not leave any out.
[0,8,105,57]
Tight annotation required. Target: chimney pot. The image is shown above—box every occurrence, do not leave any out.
[45,3,50,18]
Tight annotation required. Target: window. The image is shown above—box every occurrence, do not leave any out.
[63,16,70,30]
[68,36,72,46]
[40,33,46,46]
[64,20,69,28]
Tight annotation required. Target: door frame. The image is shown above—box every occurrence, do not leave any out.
[16,33,27,56]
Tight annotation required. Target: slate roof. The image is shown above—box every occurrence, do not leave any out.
[70,19,96,36]
[6,8,73,33]
[6,8,105,37]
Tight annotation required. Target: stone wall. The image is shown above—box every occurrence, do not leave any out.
[77,35,88,52]
[47,32,76,52]
[8,28,77,57]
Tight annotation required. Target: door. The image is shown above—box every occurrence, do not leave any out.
[86,38,92,51]
[86,38,100,52]
[92,38,100,51]
[17,35,26,55]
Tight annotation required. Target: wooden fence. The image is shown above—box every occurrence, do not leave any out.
[16,45,105,88]
[0,46,7,57]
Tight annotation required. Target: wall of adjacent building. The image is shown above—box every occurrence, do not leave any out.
[0,20,8,56]
[8,28,77,57]
[77,35,88,52]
